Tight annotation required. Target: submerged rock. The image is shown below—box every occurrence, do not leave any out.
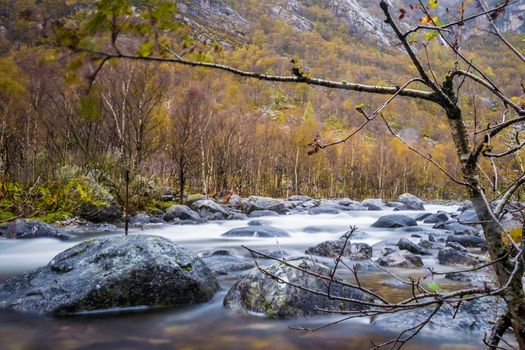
[371,214,417,228]
[0,219,69,241]
[223,260,372,318]
[0,235,218,316]
[305,240,372,260]
[221,226,290,238]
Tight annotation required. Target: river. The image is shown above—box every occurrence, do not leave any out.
[0,205,488,349]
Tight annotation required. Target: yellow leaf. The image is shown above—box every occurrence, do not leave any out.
[428,0,440,10]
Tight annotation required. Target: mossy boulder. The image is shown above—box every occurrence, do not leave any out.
[0,235,218,315]
[223,260,372,318]
[77,201,122,223]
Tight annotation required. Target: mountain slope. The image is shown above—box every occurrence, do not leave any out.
[178,0,525,48]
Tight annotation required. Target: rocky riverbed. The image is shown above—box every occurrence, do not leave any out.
[0,194,517,349]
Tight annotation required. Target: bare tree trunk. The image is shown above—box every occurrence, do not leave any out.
[446,108,525,348]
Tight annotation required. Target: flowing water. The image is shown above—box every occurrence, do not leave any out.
[0,205,486,349]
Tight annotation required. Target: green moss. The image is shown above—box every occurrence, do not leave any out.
[31,211,74,224]
[146,200,174,214]
[188,193,204,199]
[0,210,16,222]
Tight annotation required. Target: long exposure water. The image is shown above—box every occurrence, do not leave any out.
[0,205,488,349]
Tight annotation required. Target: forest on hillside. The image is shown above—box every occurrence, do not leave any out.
[0,0,524,219]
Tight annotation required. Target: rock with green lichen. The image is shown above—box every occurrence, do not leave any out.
[77,201,122,223]
[0,235,218,315]
[223,260,373,318]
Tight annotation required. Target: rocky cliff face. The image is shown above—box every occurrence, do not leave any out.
[176,0,250,47]
[178,0,525,47]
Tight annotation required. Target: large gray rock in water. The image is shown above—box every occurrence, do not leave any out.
[397,193,425,210]
[77,202,121,223]
[221,226,290,238]
[164,205,201,222]
[305,240,372,260]
[376,250,423,268]
[0,235,218,315]
[371,214,417,228]
[191,199,231,220]
[397,238,432,256]
[0,219,69,240]
[223,260,372,318]
[438,247,478,266]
